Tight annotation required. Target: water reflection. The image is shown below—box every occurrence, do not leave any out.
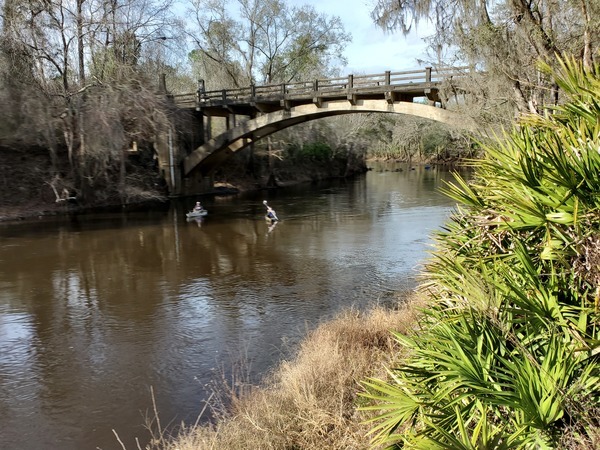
[0,164,465,450]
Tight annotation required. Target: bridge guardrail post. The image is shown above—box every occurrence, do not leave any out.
[313,79,322,107]
[280,83,291,109]
[426,67,432,83]
[196,79,205,109]
[347,75,356,104]
[251,84,256,99]
[222,89,227,103]
[385,71,391,86]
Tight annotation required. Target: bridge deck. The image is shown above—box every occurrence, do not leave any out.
[171,67,468,116]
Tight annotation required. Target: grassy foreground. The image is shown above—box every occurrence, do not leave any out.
[147,300,426,450]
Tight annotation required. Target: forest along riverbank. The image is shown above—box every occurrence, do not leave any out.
[0,140,458,225]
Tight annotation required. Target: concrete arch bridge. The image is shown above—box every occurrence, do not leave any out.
[158,67,476,195]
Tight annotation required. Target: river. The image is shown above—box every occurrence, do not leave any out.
[0,163,463,450]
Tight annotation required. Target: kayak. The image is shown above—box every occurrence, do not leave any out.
[186,209,208,218]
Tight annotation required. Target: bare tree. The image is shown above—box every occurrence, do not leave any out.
[0,0,182,201]
[187,0,351,88]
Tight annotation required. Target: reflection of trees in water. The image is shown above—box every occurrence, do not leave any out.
[0,214,339,358]
[181,218,333,302]
[0,227,164,448]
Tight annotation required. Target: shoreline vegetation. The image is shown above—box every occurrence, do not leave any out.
[138,297,426,450]
[0,139,465,222]
[0,164,448,225]
[137,59,599,450]
[0,134,348,223]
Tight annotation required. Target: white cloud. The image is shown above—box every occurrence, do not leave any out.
[295,0,434,74]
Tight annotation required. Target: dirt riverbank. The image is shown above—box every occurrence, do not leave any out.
[0,140,375,224]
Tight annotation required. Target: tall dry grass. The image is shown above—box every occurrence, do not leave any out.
[152,296,427,450]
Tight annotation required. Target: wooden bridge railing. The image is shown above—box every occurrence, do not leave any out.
[170,66,469,109]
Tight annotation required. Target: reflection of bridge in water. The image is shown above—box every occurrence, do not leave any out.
[156,67,475,195]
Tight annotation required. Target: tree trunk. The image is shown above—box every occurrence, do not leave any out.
[77,0,85,83]
[510,0,558,59]
[581,0,594,69]
[512,80,531,114]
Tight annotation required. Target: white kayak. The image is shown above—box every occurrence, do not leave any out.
[186,209,208,218]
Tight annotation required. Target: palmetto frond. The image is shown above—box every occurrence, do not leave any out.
[360,57,600,449]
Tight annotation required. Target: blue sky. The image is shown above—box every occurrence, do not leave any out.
[298,0,434,75]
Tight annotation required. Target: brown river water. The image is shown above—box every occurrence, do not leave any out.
[0,163,464,450]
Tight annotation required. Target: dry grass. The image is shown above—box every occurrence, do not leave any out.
[127,288,599,450]
[559,404,600,450]
[154,295,428,450]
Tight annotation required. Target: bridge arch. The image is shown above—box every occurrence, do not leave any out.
[183,99,477,176]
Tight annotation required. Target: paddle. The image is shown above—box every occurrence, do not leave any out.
[263,200,279,221]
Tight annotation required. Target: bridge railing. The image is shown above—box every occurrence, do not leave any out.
[171,66,469,108]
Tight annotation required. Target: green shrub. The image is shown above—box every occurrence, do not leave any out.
[299,142,333,161]
[360,57,600,449]
[421,126,451,156]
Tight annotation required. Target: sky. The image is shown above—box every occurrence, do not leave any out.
[297,0,434,75]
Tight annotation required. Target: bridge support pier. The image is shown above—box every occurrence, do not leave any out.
[154,121,183,197]
[204,115,212,140]
[155,125,216,196]
[154,108,218,197]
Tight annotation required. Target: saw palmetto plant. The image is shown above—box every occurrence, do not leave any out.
[360,58,600,450]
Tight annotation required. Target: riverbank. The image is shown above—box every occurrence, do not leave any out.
[0,159,457,225]
[0,145,370,224]
[143,295,427,450]
[0,172,342,224]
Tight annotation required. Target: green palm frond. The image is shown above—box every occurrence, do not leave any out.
[361,57,600,450]
[424,402,528,450]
